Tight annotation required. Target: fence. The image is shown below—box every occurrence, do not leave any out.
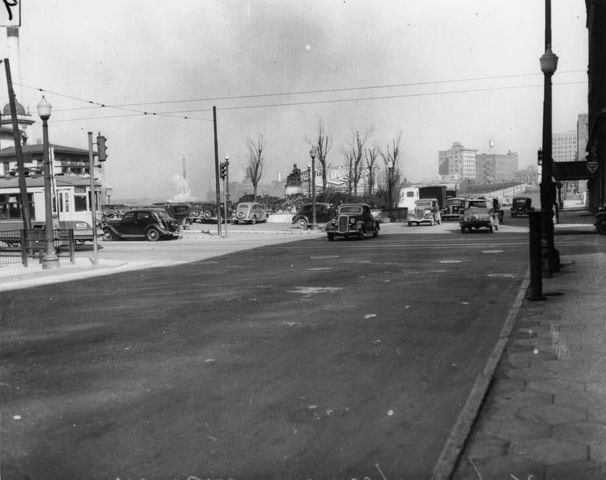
[0,228,75,266]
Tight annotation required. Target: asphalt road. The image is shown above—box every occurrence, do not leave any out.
[0,224,598,479]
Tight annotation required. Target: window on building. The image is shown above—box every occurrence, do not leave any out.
[74,186,87,211]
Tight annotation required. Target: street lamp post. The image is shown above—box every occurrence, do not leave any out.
[307,163,311,198]
[388,162,394,218]
[309,147,318,229]
[539,0,560,275]
[37,96,59,269]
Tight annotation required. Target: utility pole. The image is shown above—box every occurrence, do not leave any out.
[3,59,30,238]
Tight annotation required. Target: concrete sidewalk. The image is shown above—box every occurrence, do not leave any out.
[442,254,606,477]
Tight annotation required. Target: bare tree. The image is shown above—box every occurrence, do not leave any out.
[305,118,332,194]
[343,127,374,196]
[364,145,380,197]
[380,132,403,209]
[246,133,266,201]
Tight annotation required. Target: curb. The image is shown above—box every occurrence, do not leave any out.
[431,271,531,479]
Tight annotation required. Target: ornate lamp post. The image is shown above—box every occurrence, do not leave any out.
[36,96,59,269]
[539,0,560,275]
[307,163,311,198]
[309,146,318,229]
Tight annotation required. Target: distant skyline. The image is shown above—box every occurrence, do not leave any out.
[0,1,589,201]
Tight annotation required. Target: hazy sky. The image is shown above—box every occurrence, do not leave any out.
[0,1,589,201]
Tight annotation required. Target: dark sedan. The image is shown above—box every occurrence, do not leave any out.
[325,203,380,240]
[103,208,182,241]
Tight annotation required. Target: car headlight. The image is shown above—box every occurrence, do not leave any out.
[350,218,356,225]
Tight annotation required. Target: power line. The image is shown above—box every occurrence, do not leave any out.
[19,70,586,123]
[40,69,587,112]
[47,79,586,122]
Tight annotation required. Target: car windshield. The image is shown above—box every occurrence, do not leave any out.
[339,206,362,214]
[447,199,464,206]
[415,200,433,207]
[468,200,488,208]
[514,198,529,205]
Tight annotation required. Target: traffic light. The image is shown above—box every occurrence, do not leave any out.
[97,134,108,161]
[537,149,543,166]
[220,160,229,179]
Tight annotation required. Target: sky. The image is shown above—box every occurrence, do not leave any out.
[0,0,589,202]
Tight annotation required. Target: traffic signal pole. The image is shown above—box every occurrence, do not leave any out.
[213,106,222,237]
[88,132,98,265]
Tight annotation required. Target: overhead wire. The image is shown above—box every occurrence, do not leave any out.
[17,69,587,123]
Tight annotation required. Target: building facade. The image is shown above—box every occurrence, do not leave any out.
[475,151,519,184]
[552,130,577,163]
[438,142,478,180]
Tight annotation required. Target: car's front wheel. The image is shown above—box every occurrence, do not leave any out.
[251,216,257,225]
[146,228,160,241]
[102,229,113,241]
[297,218,308,229]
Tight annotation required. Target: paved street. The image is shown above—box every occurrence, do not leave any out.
[2,225,532,479]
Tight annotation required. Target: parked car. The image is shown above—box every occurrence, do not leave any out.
[198,204,232,224]
[291,202,335,229]
[459,198,499,233]
[153,202,193,229]
[441,197,466,221]
[103,208,182,241]
[407,198,441,226]
[325,203,380,241]
[510,196,533,217]
[234,202,268,224]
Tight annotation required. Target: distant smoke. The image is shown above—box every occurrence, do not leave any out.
[169,174,197,202]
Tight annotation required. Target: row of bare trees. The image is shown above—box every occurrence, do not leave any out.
[243,120,404,208]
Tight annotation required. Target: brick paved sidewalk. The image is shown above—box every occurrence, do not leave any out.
[450,253,606,480]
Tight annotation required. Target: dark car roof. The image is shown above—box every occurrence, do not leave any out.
[126,208,167,213]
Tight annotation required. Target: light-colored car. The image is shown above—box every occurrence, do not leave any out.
[407,198,441,226]
[459,198,499,233]
[234,202,268,224]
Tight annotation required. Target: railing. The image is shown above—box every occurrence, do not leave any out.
[0,228,75,267]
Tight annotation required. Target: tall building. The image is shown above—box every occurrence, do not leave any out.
[438,142,477,180]
[552,130,577,163]
[576,113,589,162]
[475,151,519,184]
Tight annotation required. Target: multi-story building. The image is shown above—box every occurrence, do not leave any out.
[552,130,577,163]
[576,113,589,162]
[475,151,519,184]
[438,142,477,180]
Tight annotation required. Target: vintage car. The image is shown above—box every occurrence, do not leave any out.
[459,198,499,233]
[325,203,379,241]
[510,196,533,217]
[407,198,441,226]
[103,208,182,241]
[197,204,232,224]
[234,202,268,224]
[291,202,335,229]
[441,197,466,221]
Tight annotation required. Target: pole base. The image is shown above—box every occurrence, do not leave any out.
[42,253,60,270]
[527,294,546,301]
